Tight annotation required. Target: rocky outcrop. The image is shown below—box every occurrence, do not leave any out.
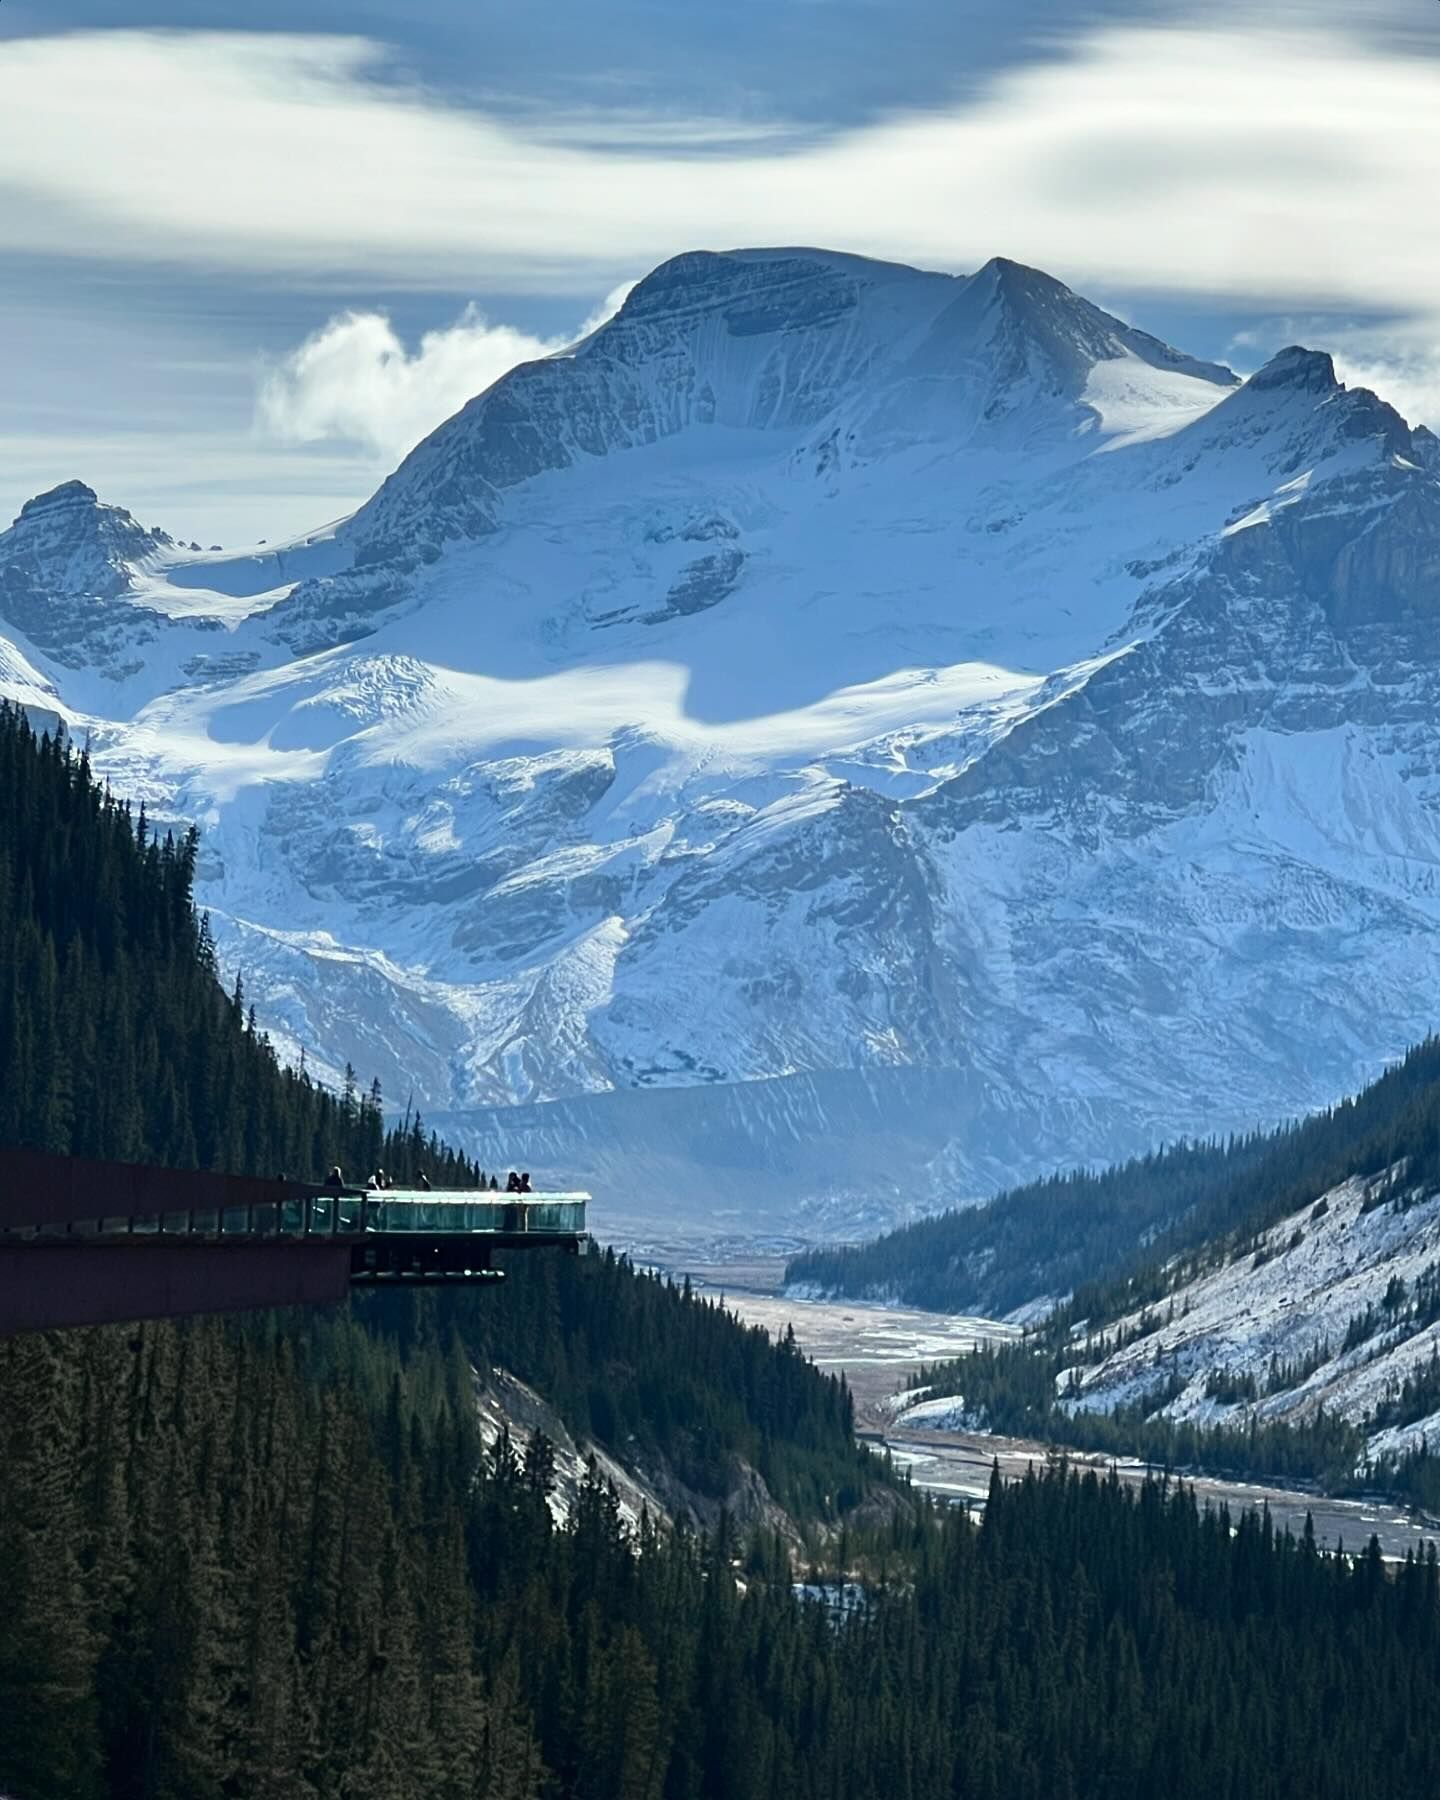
[0,482,174,673]
[475,1364,803,1541]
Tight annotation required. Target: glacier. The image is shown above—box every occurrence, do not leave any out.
[4,247,1440,1245]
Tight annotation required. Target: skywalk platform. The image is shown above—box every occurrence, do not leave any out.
[0,1148,591,1334]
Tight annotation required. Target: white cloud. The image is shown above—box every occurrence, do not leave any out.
[256,307,563,457]
[7,17,1440,536]
[255,283,638,457]
[576,282,639,342]
[3,22,1440,325]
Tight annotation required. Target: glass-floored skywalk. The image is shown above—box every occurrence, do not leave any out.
[1,1151,591,1330]
[5,1175,590,1294]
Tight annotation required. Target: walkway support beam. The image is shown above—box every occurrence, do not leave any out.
[0,1241,353,1335]
[0,1147,309,1234]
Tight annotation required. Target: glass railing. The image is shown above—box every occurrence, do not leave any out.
[361,1194,589,1235]
[26,1191,588,1240]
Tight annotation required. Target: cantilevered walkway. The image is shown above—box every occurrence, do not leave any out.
[0,1147,590,1335]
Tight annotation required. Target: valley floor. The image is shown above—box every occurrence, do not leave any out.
[682,1263,1440,1560]
[676,1257,1015,1419]
[879,1425,1440,1562]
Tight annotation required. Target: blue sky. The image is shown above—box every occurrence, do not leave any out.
[4,0,1440,543]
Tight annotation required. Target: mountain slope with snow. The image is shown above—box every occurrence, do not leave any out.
[5,247,1440,1241]
[890,1165,1440,1471]
[1050,1169,1440,1464]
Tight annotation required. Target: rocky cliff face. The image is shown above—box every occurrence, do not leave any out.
[4,248,1440,1242]
[0,481,176,675]
[475,1364,803,1540]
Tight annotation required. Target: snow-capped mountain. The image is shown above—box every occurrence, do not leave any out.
[5,246,1440,1244]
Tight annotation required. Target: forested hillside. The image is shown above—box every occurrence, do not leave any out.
[9,1345,1440,1800]
[0,1295,873,1800]
[0,706,879,1797]
[0,701,475,1183]
[789,1035,1440,1316]
[901,1177,1440,1510]
[881,1036,1440,1504]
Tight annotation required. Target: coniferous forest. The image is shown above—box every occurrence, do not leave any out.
[0,702,476,1184]
[11,1328,1440,1800]
[8,702,1440,1799]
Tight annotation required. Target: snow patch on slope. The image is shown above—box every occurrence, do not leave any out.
[1056,1171,1440,1462]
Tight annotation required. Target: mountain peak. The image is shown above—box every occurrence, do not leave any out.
[625,244,919,294]
[606,245,926,340]
[1247,345,1339,394]
[976,254,1067,300]
[950,254,1237,400]
[13,251,1440,1242]
[1412,424,1440,476]
[6,480,167,559]
[1,478,171,638]
[969,255,1089,339]
[343,246,1243,575]
[16,479,100,524]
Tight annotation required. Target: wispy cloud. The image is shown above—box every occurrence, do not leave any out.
[576,282,639,340]
[6,15,1440,538]
[3,23,1440,323]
